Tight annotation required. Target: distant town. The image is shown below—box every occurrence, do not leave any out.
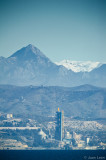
[0,108,106,150]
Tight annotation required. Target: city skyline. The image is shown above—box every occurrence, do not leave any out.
[0,0,106,62]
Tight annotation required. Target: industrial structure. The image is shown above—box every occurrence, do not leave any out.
[55,108,64,141]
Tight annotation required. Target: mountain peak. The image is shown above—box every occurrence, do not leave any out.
[26,44,39,51]
[27,44,34,47]
[9,44,48,61]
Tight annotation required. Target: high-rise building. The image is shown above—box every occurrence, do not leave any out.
[55,108,64,141]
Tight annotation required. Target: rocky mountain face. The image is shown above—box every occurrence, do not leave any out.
[0,84,106,119]
[0,44,106,87]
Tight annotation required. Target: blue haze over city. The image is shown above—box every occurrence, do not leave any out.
[0,0,106,153]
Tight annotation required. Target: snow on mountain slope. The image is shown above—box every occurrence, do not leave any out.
[55,60,103,72]
[0,44,106,87]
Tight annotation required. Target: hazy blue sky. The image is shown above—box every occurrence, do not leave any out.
[0,0,106,62]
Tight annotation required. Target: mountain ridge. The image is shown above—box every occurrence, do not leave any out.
[0,44,106,87]
[0,84,106,119]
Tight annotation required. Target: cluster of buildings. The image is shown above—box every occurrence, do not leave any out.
[54,108,106,150]
[0,109,106,150]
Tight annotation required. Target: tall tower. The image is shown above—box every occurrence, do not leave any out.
[55,108,64,141]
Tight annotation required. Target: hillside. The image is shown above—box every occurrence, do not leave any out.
[0,84,106,120]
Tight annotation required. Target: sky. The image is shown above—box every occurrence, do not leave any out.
[0,0,106,62]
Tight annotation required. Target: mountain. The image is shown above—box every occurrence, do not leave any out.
[0,44,71,86]
[55,60,103,72]
[87,64,106,87]
[0,44,106,87]
[0,84,106,119]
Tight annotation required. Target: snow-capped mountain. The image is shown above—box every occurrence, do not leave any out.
[0,44,106,87]
[55,60,103,72]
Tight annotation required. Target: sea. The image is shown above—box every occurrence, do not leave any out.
[0,150,106,160]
